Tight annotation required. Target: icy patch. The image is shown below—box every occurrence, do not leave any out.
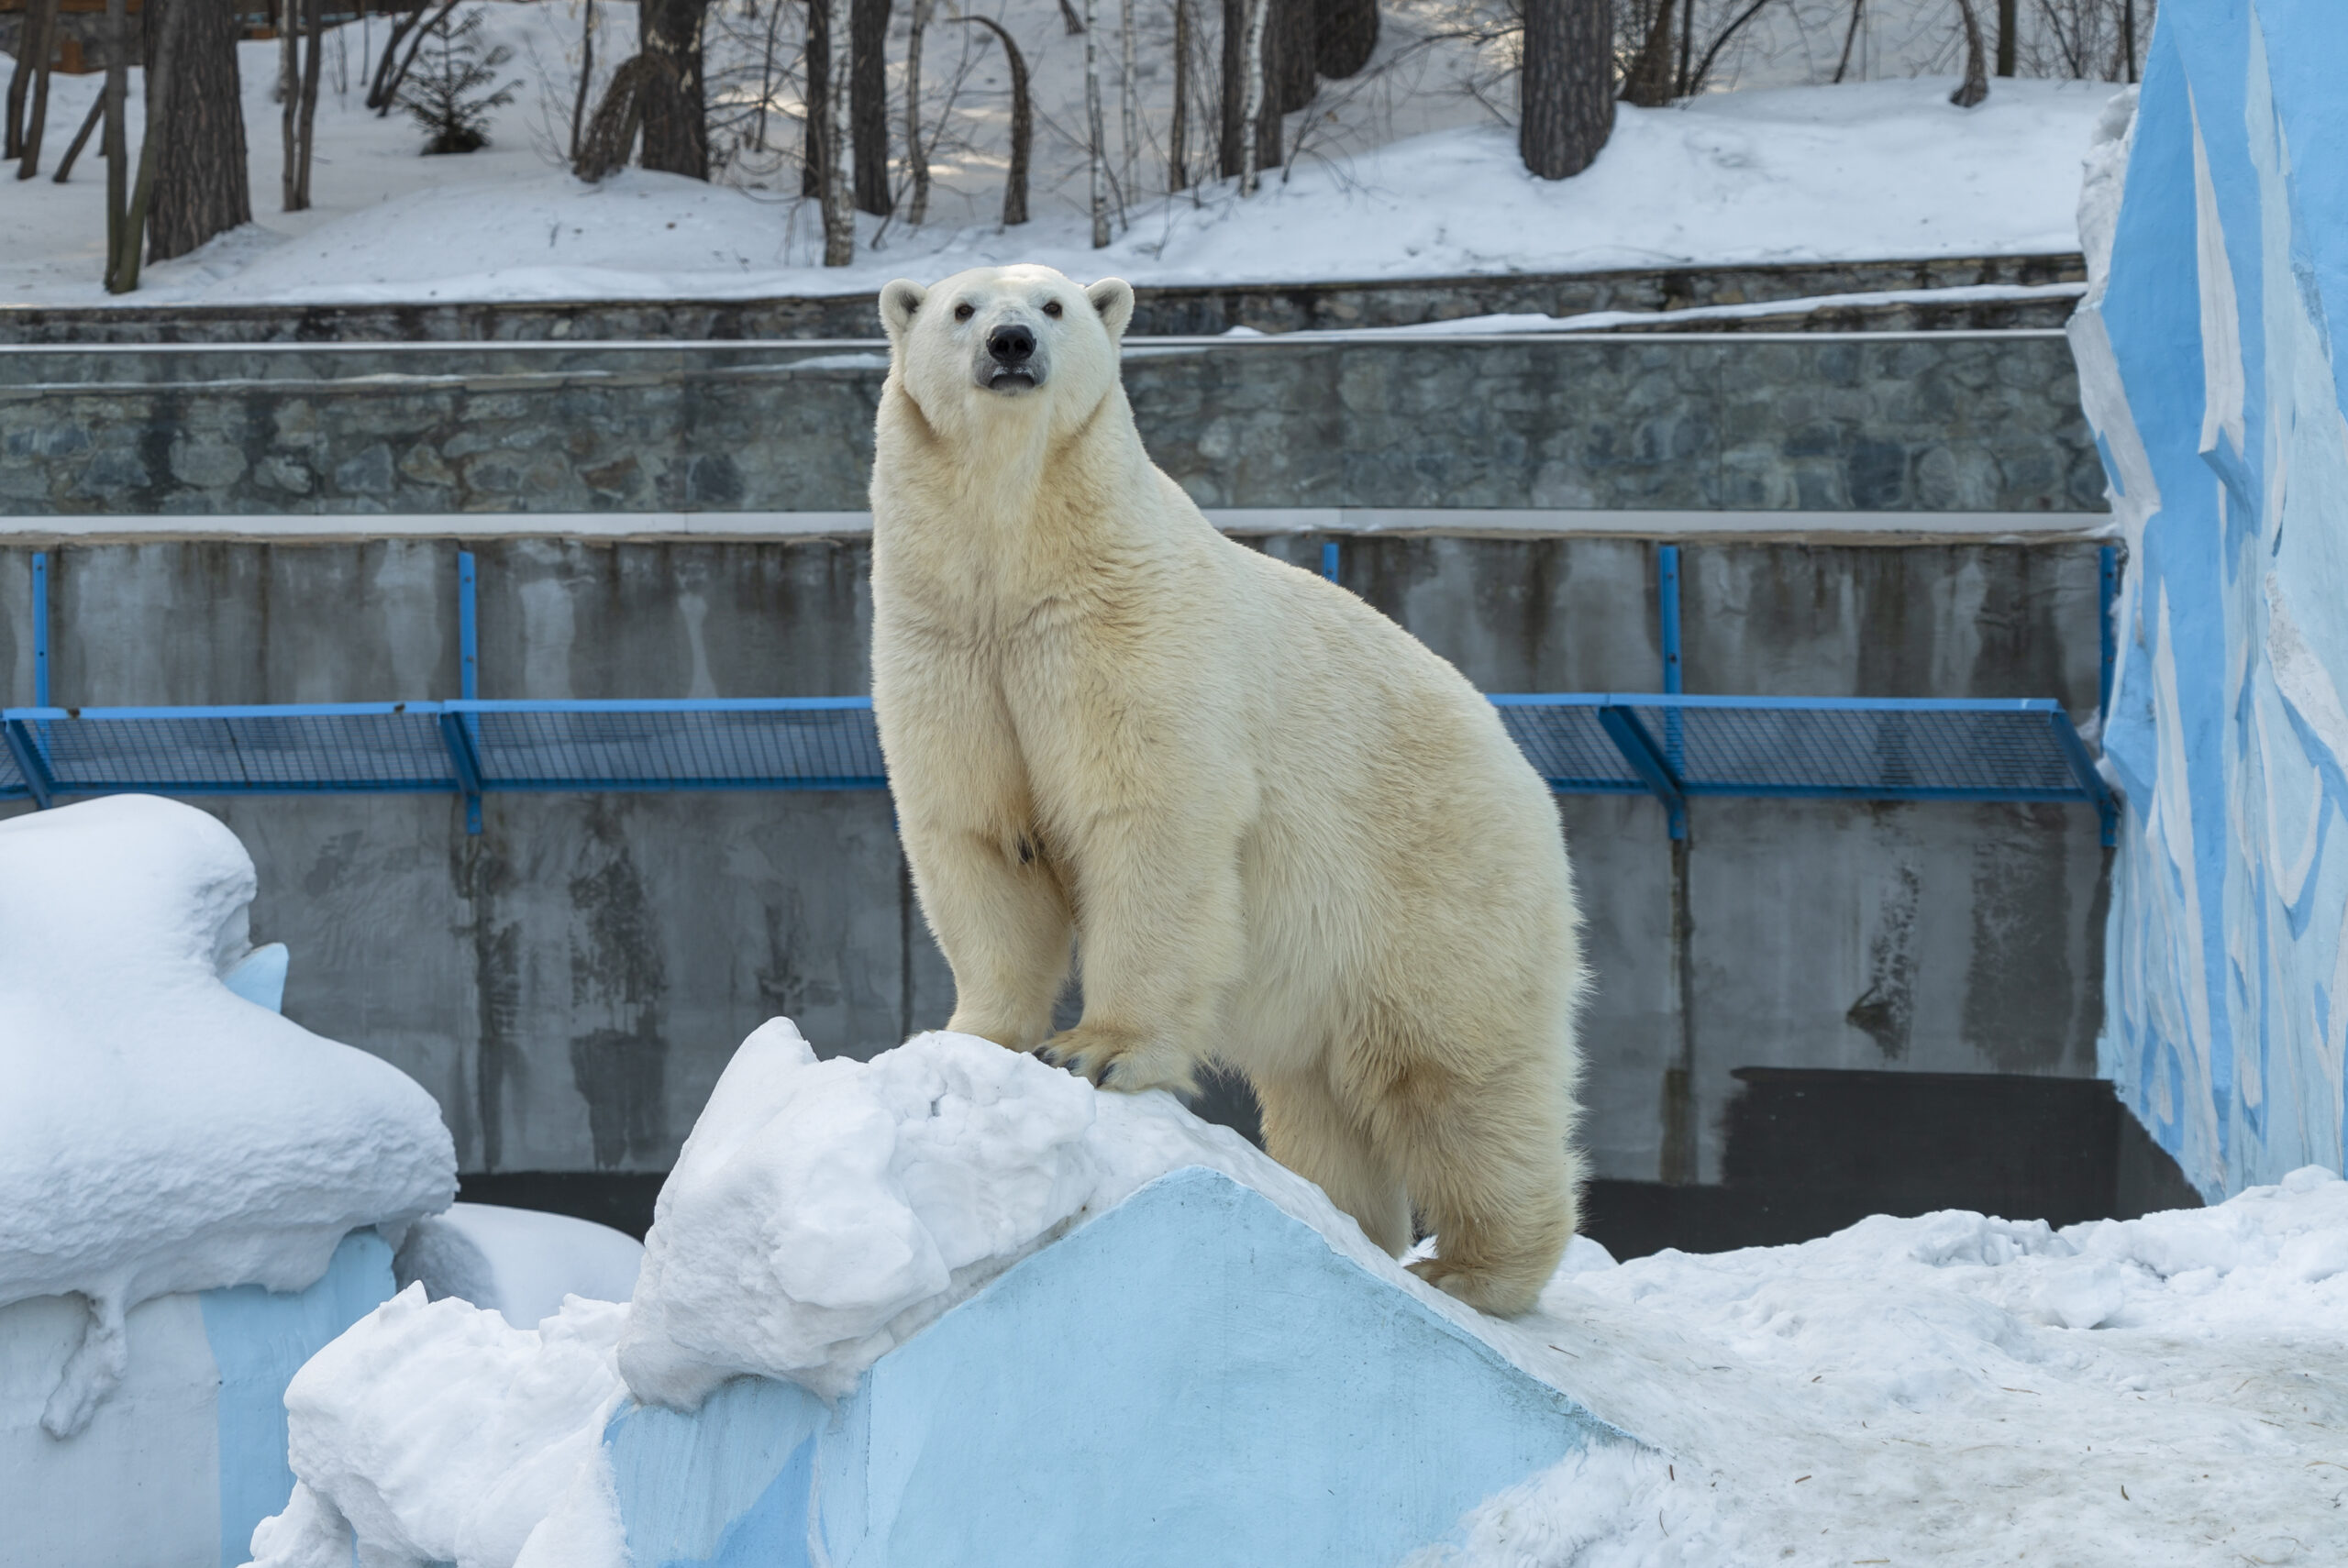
[0,796,453,1434]
[618,1021,1418,1405]
[242,1286,629,1568]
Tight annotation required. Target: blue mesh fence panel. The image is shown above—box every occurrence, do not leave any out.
[0,738,26,799]
[458,702,888,790]
[1491,701,1646,791]
[1609,700,2088,800]
[19,707,457,795]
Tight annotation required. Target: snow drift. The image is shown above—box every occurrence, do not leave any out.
[0,795,455,1435]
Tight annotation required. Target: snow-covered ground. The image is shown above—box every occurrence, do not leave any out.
[243,1023,2348,1568]
[393,1204,643,1330]
[0,0,2117,308]
[0,795,454,1438]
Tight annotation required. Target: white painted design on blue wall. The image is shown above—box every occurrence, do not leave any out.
[0,1231,394,1568]
[2074,0,2348,1196]
[604,1168,1636,1568]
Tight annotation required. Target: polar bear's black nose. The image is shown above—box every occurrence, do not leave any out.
[988,325,1036,365]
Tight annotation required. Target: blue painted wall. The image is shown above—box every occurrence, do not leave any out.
[203,1231,397,1567]
[606,1169,1635,1567]
[2073,0,2348,1197]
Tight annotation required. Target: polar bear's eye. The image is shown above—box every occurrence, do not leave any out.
[1042,301,1064,319]
[953,302,975,322]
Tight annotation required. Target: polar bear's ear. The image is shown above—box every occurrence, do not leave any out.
[1086,278,1136,340]
[879,280,928,339]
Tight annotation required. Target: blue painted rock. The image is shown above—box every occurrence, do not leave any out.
[609,1167,1637,1568]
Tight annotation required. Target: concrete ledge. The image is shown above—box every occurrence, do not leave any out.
[605,1167,1631,1568]
[0,507,2113,544]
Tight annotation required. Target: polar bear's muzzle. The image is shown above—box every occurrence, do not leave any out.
[977,323,1046,393]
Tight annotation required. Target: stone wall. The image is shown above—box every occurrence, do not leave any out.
[0,334,2105,517]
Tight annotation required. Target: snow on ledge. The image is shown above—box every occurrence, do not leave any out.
[0,795,455,1435]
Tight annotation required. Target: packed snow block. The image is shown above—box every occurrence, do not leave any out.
[2069,0,2348,1198]
[0,1229,394,1568]
[606,1166,1629,1568]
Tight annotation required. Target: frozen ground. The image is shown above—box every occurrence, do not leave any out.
[244,1023,2348,1568]
[0,795,454,1439]
[0,0,2116,308]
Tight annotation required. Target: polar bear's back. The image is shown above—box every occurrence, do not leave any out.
[1203,537,1581,1067]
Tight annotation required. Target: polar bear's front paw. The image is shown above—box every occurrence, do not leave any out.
[1038,1023,1197,1095]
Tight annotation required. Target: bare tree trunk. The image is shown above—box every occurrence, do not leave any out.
[904,0,931,223]
[1832,0,1863,83]
[953,16,1029,225]
[1218,0,1243,177]
[147,0,252,261]
[1084,0,1107,243]
[1056,0,1084,33]
[1675,0,1692,95]
[821,0,852,261]
[1623,0,1677,105]
[114,0,180,290]
[281,0,299,205]
[570,0,598,160]
[52,92,101,182]
[1118,0,1136,204]
[2121,0,2137,83]
[850,0,890,214]
[1168,0,1190,191]
[1994,0,2014,76]
[15,0,60,178]
[375,0,461,116]
[1520,0,1612,181]
[1271,0,1312,114]
[101,0,127,287]
[639,0,710,177]
[801,0,828,194]
[1686,0,1772,96]
[294,0,322,209]
[752,0,781,148]
[1313,0,1375,79]
[1238,0,1268,193]
[1949,0,1987,106]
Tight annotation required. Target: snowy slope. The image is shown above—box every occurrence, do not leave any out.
[0,0,2115,308]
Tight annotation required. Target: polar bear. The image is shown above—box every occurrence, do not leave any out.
[868,264,1587,1316]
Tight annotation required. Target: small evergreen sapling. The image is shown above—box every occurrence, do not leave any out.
[397,8,520,154]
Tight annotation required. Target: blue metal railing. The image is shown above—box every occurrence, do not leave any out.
[1,691,2116,843]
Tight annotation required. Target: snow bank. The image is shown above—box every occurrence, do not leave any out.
[618,1021,1402,1405]
[244,1287,629,1568]
[1432,1165,2348,1566]
[4,46,2113,309]
[393,1203,643,1330]
[0,795,454,1435]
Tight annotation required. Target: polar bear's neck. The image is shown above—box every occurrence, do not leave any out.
[873,381,1190,620]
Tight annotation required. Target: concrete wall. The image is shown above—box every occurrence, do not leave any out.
[0,334,2104,517]
[0,531,2108,1185]
[2069,0,2348,1197]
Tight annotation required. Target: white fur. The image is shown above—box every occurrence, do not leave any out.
[869,264,1588,1315]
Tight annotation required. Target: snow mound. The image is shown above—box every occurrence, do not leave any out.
[1435,1165,2348,1566]
[393,1203,644,1330]
[0,795,455,1435]
[618,1021,1405,1405]
[245,1287,629,1568]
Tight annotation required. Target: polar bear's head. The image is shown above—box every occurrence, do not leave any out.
[877,264,1136,437]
